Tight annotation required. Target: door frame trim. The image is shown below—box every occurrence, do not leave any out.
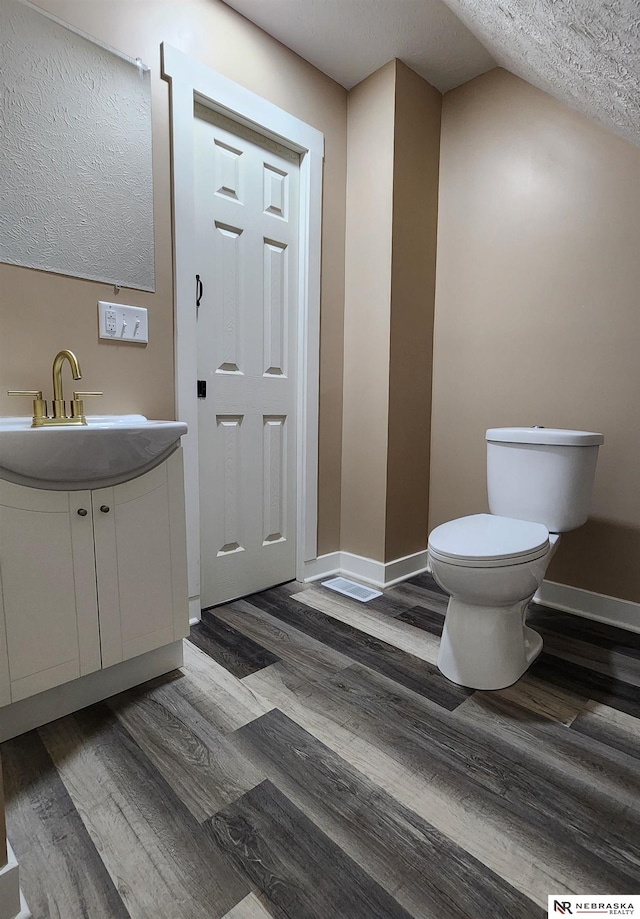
[162,44,324,615]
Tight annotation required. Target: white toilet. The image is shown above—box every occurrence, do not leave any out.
[428,427,604,690]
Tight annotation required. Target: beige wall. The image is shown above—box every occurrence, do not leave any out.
[341,62,396,561]
[11,7,636,593]
[0,0,346,555]
[386,62,441,562]
[0,755,5,869]
[341,60,441,564]
[431,68,640,602]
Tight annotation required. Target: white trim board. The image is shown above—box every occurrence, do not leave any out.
[161,44,324,608]
[302,552,341,582]
[533,579,640,634]
[188,597,200,625]
[304,549,429,590]
[0,844,30,919]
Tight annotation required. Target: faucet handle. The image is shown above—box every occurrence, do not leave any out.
[70,391,103,422]
[8,390,48,425]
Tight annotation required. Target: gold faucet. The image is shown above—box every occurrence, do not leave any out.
[8,349,102,426]
[52,349,82,420]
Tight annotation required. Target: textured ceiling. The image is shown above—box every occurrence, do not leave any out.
[221,0,640,148]
[220,0,496,92]
[443,0,640,147]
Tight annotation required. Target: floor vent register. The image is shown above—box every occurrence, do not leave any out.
[321,577,382,602]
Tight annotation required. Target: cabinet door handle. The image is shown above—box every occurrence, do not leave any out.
[77,508,88,517]
[100,505,110,513]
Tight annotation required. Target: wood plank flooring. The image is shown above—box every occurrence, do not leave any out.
[4,572,640,917]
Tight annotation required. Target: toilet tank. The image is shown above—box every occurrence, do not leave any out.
[486,427,604,533]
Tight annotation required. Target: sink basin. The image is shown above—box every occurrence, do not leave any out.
[0,414,188,490]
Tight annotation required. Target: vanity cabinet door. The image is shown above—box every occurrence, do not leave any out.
[93,450,189,668]
[0,482,101,705]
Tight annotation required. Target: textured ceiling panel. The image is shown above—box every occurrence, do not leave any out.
[442,0,640,147]
[220,0,496,92]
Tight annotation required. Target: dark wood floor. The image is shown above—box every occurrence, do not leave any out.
[4,572,640,918]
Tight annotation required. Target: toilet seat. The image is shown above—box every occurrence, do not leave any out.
[428,513,549,568]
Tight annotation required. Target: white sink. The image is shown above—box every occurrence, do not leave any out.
[0,414,188,490]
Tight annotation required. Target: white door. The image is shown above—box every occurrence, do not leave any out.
[194,105,300,607]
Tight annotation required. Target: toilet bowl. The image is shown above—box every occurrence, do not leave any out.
[428,427,603,691]
[429,514,559,689]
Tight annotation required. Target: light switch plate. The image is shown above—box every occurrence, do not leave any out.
[98,301,148,343]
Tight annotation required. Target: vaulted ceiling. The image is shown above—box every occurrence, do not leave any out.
[446,0,640,148]
[221,0,640,147]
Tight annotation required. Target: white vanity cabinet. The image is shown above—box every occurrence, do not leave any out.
[0,450,188,709]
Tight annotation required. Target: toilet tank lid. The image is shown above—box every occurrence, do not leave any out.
[486,427,604,446]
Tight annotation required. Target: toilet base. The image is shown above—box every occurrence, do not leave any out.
[437,597,543,690]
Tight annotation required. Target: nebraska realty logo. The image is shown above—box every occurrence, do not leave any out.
[548,895,640,916]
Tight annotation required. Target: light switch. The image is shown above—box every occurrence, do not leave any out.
[98,301,148,343]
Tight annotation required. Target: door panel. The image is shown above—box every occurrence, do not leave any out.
[263,240,288,376]
[194,104,300,607]
[213,220,243,373]
[0,482,100,704]
[95,455,188,668]
[263,416,287,545]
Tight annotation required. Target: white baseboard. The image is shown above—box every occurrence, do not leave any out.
[0,843,30,919]
[533,579,640,635]
[303,552,341,582]
[303,549,429,590]
[336,552,385,587]
[189,597,201,624]
[381,550,430,587]
[0,641,184,742]
[14,894,30,919]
